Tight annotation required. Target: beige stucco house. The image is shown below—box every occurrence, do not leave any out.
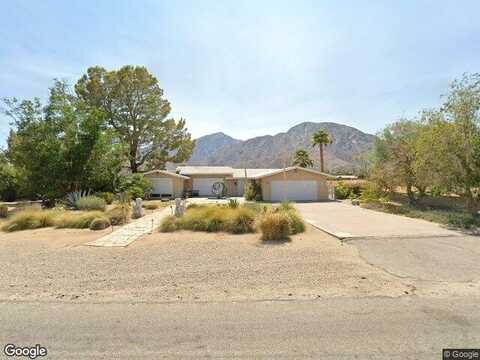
[144,166,334,202]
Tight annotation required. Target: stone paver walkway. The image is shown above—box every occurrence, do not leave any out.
[86,207,172,247]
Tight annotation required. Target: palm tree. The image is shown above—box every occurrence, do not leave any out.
[312,129,332,172]
[292,149,314,168]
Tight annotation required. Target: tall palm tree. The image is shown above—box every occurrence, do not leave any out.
[312,129,332,172]
[292,149,314,168]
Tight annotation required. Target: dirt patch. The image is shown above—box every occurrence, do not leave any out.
[0,225,409,303]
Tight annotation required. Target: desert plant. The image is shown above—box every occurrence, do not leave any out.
[284,209,306,234]
[76,196,106,211]
[89,217,111,230]
[227,198,240,209]
[226,207,256,234]
[2,209,57,232]
[107,204,131,225]
[257,212,291,241]
[64,189,90,209]
[244,180,262,201]
[0,204,8,218]
[95,192,115,205]
[160,215,178,232]
[279,201,294,211]
[55,211,106,229]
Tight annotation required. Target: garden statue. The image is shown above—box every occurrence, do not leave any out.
[132,198,144,219]
[175,198,186,217]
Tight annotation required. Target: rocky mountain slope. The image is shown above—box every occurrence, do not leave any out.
[186,122,376,172]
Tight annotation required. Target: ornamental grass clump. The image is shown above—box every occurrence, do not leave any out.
[257,212,291,241]
[0,204,8,218]
[55,211,106,229]
[160,205,256,234]
[76,196,106,211]
[1,209,57,232]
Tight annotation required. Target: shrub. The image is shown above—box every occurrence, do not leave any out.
[226,207,256,234]
[95,192,115,205]
[360,183,386,203]
[118,174,153,200]
[257,212,291,241]
[160,215,178,232]
[76,196,106,211]
[2,209,56,232]
[227,199,240,209]
[335,181,350,199]
[89,217,111,230]
[55,211,105,229]
[284,209,305,234]
[446,212,477,229]
[64,189,90,209]
[279,201,294,211]
[107,204,131,225]
[0,204,8,218]
[244,180,262,201]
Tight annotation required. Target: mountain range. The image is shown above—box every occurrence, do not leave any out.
[183,122,376,172]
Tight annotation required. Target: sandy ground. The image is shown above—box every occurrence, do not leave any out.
[0,225,410,303]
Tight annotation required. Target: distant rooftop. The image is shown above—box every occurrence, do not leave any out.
[176,166,279,178]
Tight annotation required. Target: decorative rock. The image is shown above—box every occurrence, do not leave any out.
[351,199,360,206]
[132,198,145,219]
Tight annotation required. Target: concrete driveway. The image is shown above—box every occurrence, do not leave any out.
[296,201,461,239]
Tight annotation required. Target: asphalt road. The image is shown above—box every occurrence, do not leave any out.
[1,296,479,359]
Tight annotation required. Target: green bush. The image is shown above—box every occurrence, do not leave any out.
[76,196,106,211]
[244,180,262,201]
[226,207,256,234]
[359,182,386,203]
[95,192,115,205]
[160,215,178,232]
[118,174,153,199]
[279,201,294,211]
[334,181,351,199]
[446,212,477,229]
[284,209,306,234]
[89,217,111,230]
[107,204,131,225]
[55,211,106,229]
[257,212,291,241]
[2,209,57,232]
[0,204,8,218]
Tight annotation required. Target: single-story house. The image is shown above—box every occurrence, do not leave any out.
[143,166,335,202]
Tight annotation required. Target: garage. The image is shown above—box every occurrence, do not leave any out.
[270,180,318,202]
[193,178,224,196]
[151,178,173,196]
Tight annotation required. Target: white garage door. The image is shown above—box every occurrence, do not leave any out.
[270,180,318,202]
[151,178,173,195]
[193,178,224,196]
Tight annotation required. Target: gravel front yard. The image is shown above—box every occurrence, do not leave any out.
[0,225,410,303]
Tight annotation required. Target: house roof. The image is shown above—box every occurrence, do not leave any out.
[143,170,189,179]
[230,168,279,179]
[176,166,235,176]
[251,166,335,179]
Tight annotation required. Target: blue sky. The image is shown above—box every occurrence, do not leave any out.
[1,0,479,146]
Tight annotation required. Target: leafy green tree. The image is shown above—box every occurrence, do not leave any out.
[0,152,19,201]
[312,129,331,172]
[3,80,124,203]
[292,149,314,168]
[371,119,427,205]
[416,74,480,212]
[75,66,195,172]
